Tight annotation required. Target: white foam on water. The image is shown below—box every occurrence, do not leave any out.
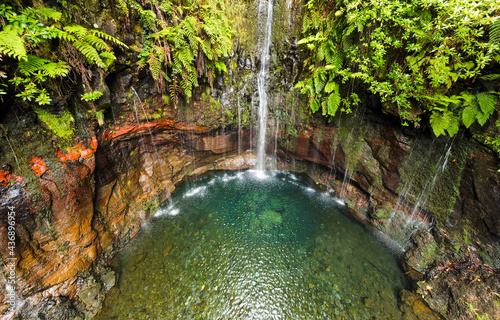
[304,187,315,193]
[155,204,180,217]
[249,169,269,180]
[333,197,345,206]
[184,186,207,198]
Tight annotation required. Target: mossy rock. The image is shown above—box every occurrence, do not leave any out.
[260,210,283,231]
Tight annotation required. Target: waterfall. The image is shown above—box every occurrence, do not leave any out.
[386,136,455,249]
[256,0,273,171]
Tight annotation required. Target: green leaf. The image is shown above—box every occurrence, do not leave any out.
[476,92,497,116]
[310,98,320,113]
[446,116,459,137]
[430,112,450,137]
[476,111,490,126]
[314,70,326,94]
[480,74,500,81]
[462,105,478,128]
[490,19,500,45]
[0,30,27,60]
[324,81,339,94]
[327,92,341,116]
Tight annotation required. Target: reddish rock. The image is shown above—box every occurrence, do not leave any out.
[30,157,49,177]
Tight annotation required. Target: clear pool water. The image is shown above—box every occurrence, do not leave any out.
[97,170,409,319]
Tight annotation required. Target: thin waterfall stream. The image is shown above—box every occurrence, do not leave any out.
[256,0,273,170]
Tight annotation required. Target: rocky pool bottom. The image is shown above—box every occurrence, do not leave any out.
[96,170,412,319]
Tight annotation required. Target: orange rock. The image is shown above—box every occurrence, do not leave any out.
[101,119,212,141]
[90,136,98,150]
[55,139,97,162]
[0,170,10,185]
[30,157,49,177]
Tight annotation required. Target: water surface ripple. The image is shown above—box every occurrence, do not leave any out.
[97,170,409,319]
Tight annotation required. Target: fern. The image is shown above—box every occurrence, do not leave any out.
[64,24,88,38]
[462,105,478,128]
[53,29,77,43]
[490,19,500,45]
[0,30,27,60]
[149,51,162,80]
[35,7,62,21]
[314,70,327,94]
[141,10,157,31]
[19,56,49,75]
[135,0,233,106]
[325,80,339,94]
[83,34,110,52]
[477,92,498,116]
[99,51,115,68]
[90,30,128,48]
[430,111,451,137]
[327,92,341,116]
[18,55,69,78]
[73,40,105,68]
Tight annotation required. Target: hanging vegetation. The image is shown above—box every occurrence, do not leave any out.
[296,0,500,137]
[0,4,127,105]
[121,0,234,107]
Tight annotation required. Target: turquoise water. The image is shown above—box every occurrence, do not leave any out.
[97,170,409,319]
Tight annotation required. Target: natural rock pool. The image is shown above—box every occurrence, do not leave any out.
[96,170,410,319]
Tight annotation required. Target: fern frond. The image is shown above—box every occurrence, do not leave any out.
[90,30,128,49]
[83,34,110,52]
[64,24,88,39]
[35,7,62,21]
[314,70,326,93]
[0,30,27,61]
[180,77,192,99]
[200,38,214,60]
[73,40,105,68]
[19,55,50,75]
[169,79,179,107]
[477,92,498,116]
[149,51,162,80]
[188,68,198,87]
[18,55,69,77]
[490,19,500,45]
[462,105,478,128]
[327,92,341,116]
[152,45,165,63]
[99,51,116,68]
[53,29,77,43]
[140,10,157,31]
[341,33,354,51]
[42,61,69,77]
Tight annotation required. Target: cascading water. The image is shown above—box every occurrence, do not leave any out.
[256,0,273,171]
[386,136,455,249]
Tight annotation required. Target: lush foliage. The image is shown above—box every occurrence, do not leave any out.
[296,0,500,136]
[0,4,127,105]
[122,0,233,107]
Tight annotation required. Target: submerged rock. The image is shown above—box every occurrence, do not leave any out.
[259,210,283,231]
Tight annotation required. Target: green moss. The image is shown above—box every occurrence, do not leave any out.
[398,137,470,227]
[35,108,75,140]
[372,204,393,220]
